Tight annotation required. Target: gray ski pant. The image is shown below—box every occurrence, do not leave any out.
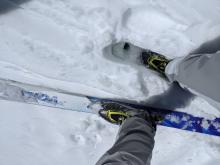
[96,52,220,165]
[165,52,220,110]
[96,117,155,165]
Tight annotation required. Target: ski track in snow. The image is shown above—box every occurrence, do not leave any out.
[0,0,220,165]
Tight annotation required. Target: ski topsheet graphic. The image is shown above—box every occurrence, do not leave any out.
[0,78,220,137]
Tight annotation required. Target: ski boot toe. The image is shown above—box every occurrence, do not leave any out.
[98,102,132,125]
[141,50,171,76]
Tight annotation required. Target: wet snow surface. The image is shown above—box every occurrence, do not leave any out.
[0,0,220,164]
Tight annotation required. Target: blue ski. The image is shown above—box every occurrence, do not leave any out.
[0,78,219,137]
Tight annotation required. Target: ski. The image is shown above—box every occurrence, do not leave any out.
[0,78,219,136]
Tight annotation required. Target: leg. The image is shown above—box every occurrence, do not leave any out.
[96,116,155,165]
[165,52,220,110]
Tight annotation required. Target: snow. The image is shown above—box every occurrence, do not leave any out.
[0,0,220,165]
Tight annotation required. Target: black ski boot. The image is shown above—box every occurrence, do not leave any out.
[98,101,162,129]
[111,42,171,77]
[141,50,171,77]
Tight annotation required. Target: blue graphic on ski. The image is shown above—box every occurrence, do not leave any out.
[87,96,220,137]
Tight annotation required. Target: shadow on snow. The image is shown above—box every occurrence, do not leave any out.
[0,0,31,14]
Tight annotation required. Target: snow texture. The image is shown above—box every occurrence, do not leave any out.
[0,0,220,165]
